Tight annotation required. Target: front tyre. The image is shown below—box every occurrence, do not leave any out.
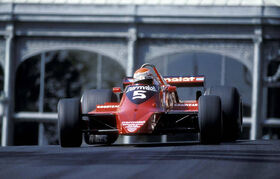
[82,89,118,145]
[58,98,82,147]
[199,95,222,144]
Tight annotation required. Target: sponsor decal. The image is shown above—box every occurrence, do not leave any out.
[164,77,196,83]
[174,103,198,107]
[126,85,158,104]
[122,121,146,133]
[126,86,157,93]
[96,105,119,109]
[164,77,205,83]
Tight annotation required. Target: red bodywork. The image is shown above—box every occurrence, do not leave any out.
[87,64,203,135]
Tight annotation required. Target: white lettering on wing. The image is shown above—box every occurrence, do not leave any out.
[96,105,119,109]
[164,77,197,82]
[122,121,146,133]
[126,86,157,93]
[174,103,198,107]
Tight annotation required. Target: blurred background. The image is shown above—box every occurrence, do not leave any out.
[0,0,279,146]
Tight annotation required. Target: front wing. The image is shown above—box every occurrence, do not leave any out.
[82,110,199,135]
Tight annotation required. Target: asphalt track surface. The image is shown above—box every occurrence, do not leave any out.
[0,140,280,179]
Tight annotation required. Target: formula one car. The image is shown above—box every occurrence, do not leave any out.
[58,63,242,147]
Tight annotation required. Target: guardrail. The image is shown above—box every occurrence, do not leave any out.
[243,117,280,127]
[14,112,57,123]
[14,112,280,127]
[10,112,280,145]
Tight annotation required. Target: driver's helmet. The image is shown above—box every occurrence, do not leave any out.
[133,68,154,85]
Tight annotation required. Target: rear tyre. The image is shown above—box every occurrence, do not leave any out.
[82,89,119,145]
[199,95,222,144]
[206,86,242,141]
[58,98,82,147]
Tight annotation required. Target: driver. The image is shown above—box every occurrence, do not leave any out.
[133,68,154,85]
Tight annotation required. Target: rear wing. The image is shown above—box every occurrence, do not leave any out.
[164,76,205,87]
[123,76,205,87]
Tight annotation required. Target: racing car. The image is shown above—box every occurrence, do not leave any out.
[58,63,242,147]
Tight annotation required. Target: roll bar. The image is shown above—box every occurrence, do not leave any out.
[141,63,167,86]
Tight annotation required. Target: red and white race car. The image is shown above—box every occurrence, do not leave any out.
[58,63,242,147]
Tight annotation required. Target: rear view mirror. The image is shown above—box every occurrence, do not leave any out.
[113,87,122,93]
[167,86,176,93]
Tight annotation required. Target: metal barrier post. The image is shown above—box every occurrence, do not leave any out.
[0,97,7,145]
[250,28,263,140]
[38,53,46,145]
[2,24,14,146]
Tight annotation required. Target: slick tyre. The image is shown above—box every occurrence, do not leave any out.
[206,86,242,141]
[81,89,118,144]
[58,98,82,147]
[81,89,118,114]
[199,95,222,144]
